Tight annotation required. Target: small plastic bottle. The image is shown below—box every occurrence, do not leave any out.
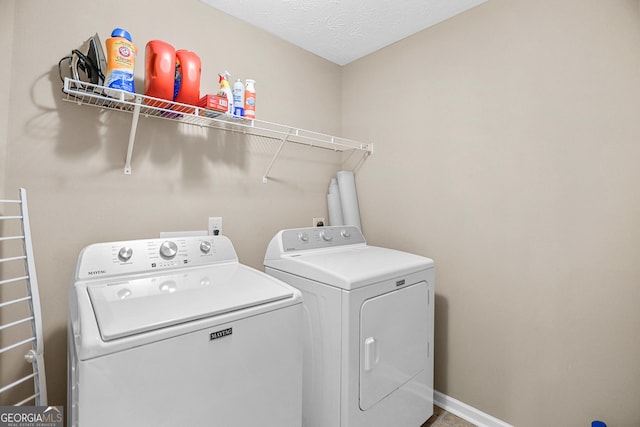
[233,79,245,117]
[244,79,256,120]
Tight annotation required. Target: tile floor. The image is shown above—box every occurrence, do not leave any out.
[422,406,477,427]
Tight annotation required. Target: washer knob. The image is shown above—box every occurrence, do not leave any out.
[319,231,333,242]
[159,241,178,259]
[340,229,351,239]
[117,246,133,262]
[298,232,309,242]
[200,240,212,254]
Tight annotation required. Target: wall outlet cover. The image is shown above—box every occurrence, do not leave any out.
[208,217,222,235]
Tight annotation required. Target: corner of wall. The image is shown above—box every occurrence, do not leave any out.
[0,0,15,201]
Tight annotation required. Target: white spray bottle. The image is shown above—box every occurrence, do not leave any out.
[232,79,245,117]
[218,71,233,114]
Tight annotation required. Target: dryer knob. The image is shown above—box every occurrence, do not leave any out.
[298,232,309,242]
[159,241,178,259]
[117,246,133,262]
[319,231,333,242]
[200,241,212,254]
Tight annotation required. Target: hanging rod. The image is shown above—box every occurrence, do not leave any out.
[0,276,29,286]
[0,337,35,355]
[0,316,34,332]
[0,373,36,394]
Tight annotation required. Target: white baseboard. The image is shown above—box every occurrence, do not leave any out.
[434,390,514,427]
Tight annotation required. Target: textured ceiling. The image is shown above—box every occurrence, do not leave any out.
[200,0,487,66]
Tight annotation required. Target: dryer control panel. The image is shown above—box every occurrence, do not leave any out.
[74,235,238,280]
[279,226,366,253]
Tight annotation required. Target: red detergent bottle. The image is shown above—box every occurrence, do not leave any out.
[144,40,176,103]
[173,50,201,106]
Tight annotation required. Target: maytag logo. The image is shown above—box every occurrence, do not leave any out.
[87,269,106,276]
[210,328,232,341]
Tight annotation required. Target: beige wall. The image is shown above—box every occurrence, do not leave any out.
[343,1,640,426]
[0,0,14,201]
[3,0,343,408]
[5,0,640,426]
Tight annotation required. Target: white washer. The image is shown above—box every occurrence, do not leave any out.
[264,226,435,427]
[68,235,302,427]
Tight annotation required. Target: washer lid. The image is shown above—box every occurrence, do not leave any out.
[268,245,433,290]
[87,263,295,341]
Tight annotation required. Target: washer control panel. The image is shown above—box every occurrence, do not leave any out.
[75,235,237,280]
[281,226,365,252]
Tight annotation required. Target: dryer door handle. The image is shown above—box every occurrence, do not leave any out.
[363,337,379,372]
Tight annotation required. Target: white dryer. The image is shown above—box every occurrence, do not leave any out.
[264,226,435,427]
[68,235,303,427]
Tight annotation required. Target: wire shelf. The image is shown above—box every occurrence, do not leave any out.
[62,78,372,181]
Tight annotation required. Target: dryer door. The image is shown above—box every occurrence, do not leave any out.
[359,281,429,410]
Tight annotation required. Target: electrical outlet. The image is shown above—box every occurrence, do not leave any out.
[208,217,222,236]
[313,217,325,227]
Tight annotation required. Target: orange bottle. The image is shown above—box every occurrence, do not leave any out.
[244,79,256,120]
[144,40,175,101]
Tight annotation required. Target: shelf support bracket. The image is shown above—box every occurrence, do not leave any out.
[124,96,143,174]
[262,129,293,184]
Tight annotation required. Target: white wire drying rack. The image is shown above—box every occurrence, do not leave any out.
[61,78,373,182]
[0,188,47,406]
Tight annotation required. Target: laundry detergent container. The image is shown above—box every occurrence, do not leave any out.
[144,40,175,103]
[173,49,201,106]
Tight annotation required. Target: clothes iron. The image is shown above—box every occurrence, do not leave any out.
[66,33,106,86]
